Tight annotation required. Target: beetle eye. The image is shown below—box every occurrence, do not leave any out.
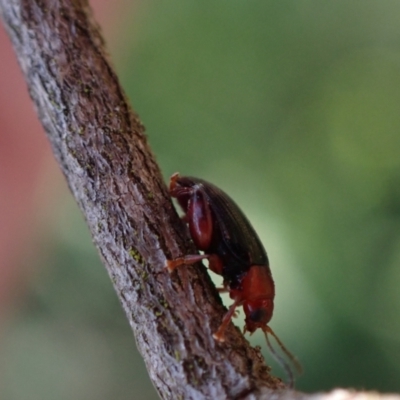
[249,308,267,323]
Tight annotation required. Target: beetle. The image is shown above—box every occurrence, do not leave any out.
[166,173,301,386]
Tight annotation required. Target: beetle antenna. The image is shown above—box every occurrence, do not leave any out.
[263,326,302,388]
[264,328,294,387]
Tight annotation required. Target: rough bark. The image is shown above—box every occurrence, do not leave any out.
[0,0,280,399]
[1,1,400,400]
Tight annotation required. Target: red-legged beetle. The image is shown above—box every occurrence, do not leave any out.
[166,173,301,387]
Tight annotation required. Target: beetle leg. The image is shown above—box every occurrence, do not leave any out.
[216,284,239,317]
[165,254,209,273]
[213,298,243,342]
[216,280,229,293]
[207,254,224,275]
[186,189,213,250]
[170,173,194,198]
[169,172,181,193]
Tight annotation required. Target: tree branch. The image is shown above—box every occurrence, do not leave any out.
[1,1,400,400]
[0,0,282,398]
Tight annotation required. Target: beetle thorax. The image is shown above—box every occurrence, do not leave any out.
[236,264,275,332]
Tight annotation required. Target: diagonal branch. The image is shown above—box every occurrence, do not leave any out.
[0,0,282,398]
[2,2,400,400]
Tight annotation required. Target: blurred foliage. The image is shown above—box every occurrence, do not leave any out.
[3,0,400,398]
[119,0,400,390]
[1,200,156,400]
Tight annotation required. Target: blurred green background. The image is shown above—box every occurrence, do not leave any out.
[2,1,400,398]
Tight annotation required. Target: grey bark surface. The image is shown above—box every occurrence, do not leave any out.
[0,1,282,399]
[2,1,400,400]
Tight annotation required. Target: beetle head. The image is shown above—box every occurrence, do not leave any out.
[243,298,274,334]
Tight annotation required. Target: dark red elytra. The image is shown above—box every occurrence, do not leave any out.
[166,173,302,387]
